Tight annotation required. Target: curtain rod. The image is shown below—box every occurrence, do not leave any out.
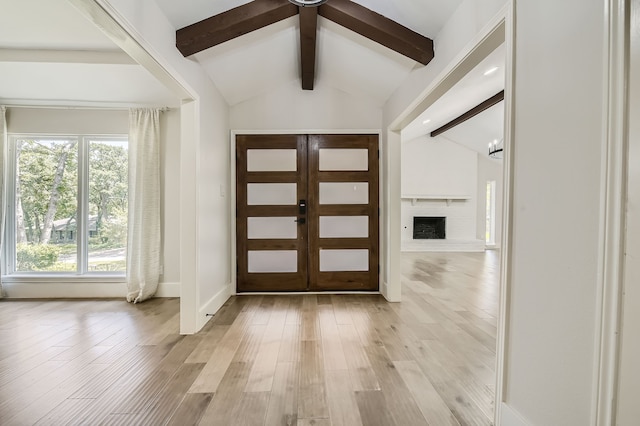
[2,103,171,111]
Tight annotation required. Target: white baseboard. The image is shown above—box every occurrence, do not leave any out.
[401,239,486,252]
[3,281,127,298]
[500,403,530,426]
[3,280,179,299]
[197,282,233,331]
[380,280,401,302]
[380,280,388,299]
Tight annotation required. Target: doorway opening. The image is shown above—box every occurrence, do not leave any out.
[388,11,512,424]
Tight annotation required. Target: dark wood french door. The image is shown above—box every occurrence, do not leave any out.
[236,134,379,292]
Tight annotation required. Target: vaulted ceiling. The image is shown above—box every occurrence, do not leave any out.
[0,0,504,153]
[155,0,464,106]
[174,0,435,91]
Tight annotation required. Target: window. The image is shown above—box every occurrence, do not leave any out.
[3,135,128,275]
[485,180,496,246]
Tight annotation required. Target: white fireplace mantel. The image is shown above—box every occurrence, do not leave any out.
[401,194,471,206]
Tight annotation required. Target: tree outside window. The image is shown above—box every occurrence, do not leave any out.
[10,136,128,274]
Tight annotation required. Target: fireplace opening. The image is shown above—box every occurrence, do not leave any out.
[413,216,446,239]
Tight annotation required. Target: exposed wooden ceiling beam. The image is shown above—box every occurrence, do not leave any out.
[299,6,318,90]
[430,90,505,137]
[318,0,433,65]
[176,0,298,57]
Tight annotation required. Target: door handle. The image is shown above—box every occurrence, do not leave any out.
[294,218,306,224]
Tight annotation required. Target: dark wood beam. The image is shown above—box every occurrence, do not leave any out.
[430,90,505,137]
[299,6,318,90]
[318,0,433,65]
[176,0,298,57]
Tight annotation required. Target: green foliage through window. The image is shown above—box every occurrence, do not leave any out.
[11,136,128,273]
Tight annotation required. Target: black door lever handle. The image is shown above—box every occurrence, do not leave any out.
[294,218,306,224]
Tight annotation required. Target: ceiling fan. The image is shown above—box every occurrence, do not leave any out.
[288,0,328,6]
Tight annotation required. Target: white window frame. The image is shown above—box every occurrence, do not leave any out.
[486,180,497,246]
[2,133,128,278]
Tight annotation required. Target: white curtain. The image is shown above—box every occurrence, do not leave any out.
[126,108,161,303]
[0,106,6,298]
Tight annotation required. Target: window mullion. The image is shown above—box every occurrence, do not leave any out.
[78,137,88,274]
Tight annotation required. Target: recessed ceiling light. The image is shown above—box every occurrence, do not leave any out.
[484,67,499,76]
[422,119,431,125]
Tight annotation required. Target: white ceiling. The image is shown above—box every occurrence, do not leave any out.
[156,0,464,106]
[0,0,179,107]
[1,0,504,147]
[402,43,506,156]
[154,0,505,147]
[155,0,463,39]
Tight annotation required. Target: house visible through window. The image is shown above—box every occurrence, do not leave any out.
[4,135,128,274]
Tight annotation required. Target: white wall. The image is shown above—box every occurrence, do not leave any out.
[6,107,128,134]
[230,81,382,130]
[503,0,606,424]
[400,136,479,244]
[616,0,640,422]
[3,106,181,297]
[100,0,231,333]
[197,88,231,314]
[402,136,476,197]
[476,155,502,246]
[158,107,180,289]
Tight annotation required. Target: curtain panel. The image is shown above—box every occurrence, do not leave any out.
[126,108,161,303]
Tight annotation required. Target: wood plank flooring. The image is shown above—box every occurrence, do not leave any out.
[0,251,499,425]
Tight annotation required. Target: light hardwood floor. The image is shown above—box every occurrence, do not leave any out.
[0,252,499,425]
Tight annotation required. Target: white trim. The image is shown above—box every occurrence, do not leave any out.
[1,274,125,283]
[0,48,136,65]
[486,180,497,246]
[230,132,237,296]
[231,129,382,135]
[0,99,170,110]
[180,100,200,334]
[2,280,179,298]
[380,280,391,301]
[237,291,380,296]
[230,129,383,296]
[3,134,128,278]
[3,281,126,298]
[495,3,515,425]
[382,130,402,302]
[389,4,510,132]
[196,282,233,332]
[401,240,485,253]
[500,403,530,426]
[593,0,629,424]
[68,0,197,103]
